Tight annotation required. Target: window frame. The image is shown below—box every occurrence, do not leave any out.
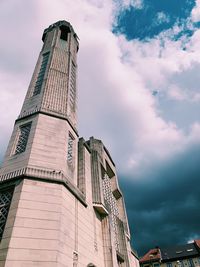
[167,263,173,267]
[32,52,50,96]
[0,188,14,242]
[14,122,32,155]
[69,60,77,111]
[67,132,75,166]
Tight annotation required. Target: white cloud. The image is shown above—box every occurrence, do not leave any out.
[192,0,200,22]
[116,0,143,10]
[188,123,200,143]
[129,0,144,9]
[168,85,186,101]
[156,12,170,24]
[0,71,28,158]
[0,0,200,178]
[168,85,200,102]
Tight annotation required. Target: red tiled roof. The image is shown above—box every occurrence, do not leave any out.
[194,240,200,248]
[140,248,161,263]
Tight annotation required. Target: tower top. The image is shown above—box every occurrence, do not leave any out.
[0,19,80,181]
[42,20,79,44]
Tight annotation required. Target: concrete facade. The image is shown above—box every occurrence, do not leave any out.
[0,21,139,267]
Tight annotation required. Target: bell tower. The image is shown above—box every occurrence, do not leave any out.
[20,20,78,128]
[0,20,139,267]
[0,21,79,182]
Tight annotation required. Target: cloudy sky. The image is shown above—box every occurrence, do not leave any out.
[0,0,200,256]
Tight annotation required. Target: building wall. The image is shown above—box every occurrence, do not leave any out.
[0,20,139,267]
[0,113,78,182]
[0,178,106,267]
[162,258,200,267]
[141,257,200,267]
[131,253,140,267]
[0,137,139,267]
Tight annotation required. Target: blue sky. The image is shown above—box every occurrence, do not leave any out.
[112,0,200,254]
[114,0,196,40]
[0,0,200,257]
[113,0,200,136]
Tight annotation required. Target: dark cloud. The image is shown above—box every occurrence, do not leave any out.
[0,0,200,260]
[119,142,200,256]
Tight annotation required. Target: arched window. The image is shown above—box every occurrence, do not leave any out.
[87,264,96,267]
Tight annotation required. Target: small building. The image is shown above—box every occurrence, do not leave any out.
[194,240,200,252]
[140,241,200,267]
[140,247,161,267]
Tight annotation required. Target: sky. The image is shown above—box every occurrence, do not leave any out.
[0,0,200,256]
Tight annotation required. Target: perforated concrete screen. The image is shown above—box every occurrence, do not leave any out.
[0,189,13,241]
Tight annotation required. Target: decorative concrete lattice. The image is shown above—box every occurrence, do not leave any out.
[33,52,50,96]
[0,190,13,240]
[67,133,74,165]
[69,61,76,110]
[102,174,120,251]
[15,123,32,155]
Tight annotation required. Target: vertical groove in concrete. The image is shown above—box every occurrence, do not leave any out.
[91,151,102,204]
[77,139,86,195]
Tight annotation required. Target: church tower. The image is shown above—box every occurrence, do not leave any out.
[0,21,139,267]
